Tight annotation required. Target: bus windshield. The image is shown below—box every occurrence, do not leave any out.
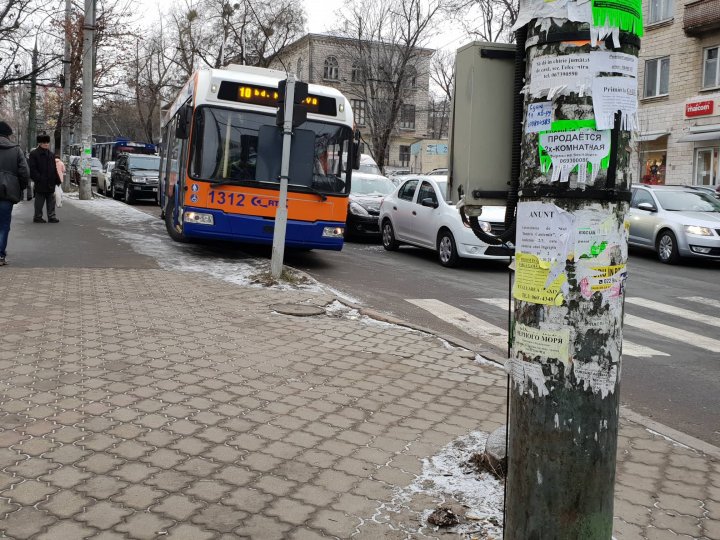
[190,107,352,194]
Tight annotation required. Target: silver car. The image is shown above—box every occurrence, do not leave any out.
[628,185,720,263]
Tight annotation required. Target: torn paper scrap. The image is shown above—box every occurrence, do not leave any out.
[592,76,638,130]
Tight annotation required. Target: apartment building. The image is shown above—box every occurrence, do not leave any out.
[636,0,720,186]
[272,33,433,171]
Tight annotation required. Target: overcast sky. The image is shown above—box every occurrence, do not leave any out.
[135,0,469,53]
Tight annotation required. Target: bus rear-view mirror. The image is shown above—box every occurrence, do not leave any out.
[175,104,193,140]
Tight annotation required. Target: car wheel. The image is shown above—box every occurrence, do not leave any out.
[111,181,121,200]
[382,219,399,251]
[437,229,459,267]
[164,198,187,243]
[124,185,134,204]
[656,230,679,264]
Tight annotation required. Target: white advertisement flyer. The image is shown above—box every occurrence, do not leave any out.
[526,102,553,134]
[528,54,592,97]
[539,129,611,184]
[516,201,575,263]
[589,51,638,78]
[592,76,638,130]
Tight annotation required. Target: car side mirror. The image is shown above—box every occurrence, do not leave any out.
[421,197,438,209]
[637,202,656,212]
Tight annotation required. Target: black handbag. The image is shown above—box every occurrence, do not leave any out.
[0,169,21,204]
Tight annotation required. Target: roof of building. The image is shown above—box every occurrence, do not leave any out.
[277,32,435,58]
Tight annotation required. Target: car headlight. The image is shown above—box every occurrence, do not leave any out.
[685,225,713,236]
[132,176,147,184]
[476,220,492,233]
[349,202,369,216]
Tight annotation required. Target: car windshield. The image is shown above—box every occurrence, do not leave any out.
[351,177,395,196]
[189,107,352,194]
[359,163,382,175]
[128,156,160,171]
[655,190,720,212]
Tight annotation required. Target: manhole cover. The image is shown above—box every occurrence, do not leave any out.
[270,303,326,317]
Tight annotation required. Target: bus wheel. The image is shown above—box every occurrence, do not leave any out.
[164,199,187,243]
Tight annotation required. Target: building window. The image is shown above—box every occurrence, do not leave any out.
[640,150,667,185]
[648,0,672,23]
[399,104,416,129]
[694,147,719,185]
[399,145,410,167]
[323,56,339,80]
[703,47,720,89]
[296,57,303,78]
[351,99,366,126]
[644,57,670,97]
[351,63,363,83]
[405,66,417,88]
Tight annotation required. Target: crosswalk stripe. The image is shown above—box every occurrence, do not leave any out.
[624,314,720,353]
[625,298,715,326]
[681,296,720,312]
[407,299,508,351]
[476,297,670,359]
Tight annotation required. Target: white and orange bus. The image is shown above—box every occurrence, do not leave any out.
[159,64,357,250]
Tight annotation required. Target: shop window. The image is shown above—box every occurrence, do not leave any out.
[351,99,366,126]
[644,57,670,98]
[648,0,672,23]
[323,56,339,80]
[703,47,720,89]
[640,150,667,184]
[694,147,719,185]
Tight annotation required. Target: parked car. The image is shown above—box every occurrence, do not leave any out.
[379,175,512,267]
[424,168,448,176]
[97,161,115,195]
[628,184,720,263]
[69,156,103,186]
[110,154,161,204]
[686,185,720,199]
[346,174,396,239]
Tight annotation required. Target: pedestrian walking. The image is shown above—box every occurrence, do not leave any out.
[28,133,61,223]
[0,121,31,266]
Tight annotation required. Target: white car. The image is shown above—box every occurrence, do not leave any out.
[379,176,512,267]
[97,161,115,195]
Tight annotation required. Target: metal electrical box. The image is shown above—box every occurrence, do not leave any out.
[449,41,515,207]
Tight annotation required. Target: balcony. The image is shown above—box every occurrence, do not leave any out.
[685,0,720,35]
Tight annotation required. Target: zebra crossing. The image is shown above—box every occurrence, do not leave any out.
[407,295,719,359]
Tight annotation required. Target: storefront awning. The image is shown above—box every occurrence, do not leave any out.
[636,131,670,142]
[677,131,720,142]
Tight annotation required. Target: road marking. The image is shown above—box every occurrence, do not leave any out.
[478,297,670,358]
[407,299,508,351]
[625,297,716,326]
[624,314,720,353]
[681,296,720,312]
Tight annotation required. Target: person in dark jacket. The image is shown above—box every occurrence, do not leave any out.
[0,121,31,266]
[28,133,61,223]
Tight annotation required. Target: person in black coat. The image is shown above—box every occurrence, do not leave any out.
[0,121,31,265]
[28,133,61,223]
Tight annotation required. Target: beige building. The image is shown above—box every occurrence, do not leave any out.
[410,139,448,173]
[636,0,720,187]
[272,33,433,171]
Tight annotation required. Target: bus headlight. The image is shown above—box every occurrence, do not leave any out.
[322,227,344,238]
[184,212,214,225]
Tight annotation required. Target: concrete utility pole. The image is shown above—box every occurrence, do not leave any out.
[505,1,641,537]
[26,39,38,153]
[79,0,96,200]
[61,0,72,190]
[270,74,297,279]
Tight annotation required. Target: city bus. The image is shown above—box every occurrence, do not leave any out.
[93,138,157,165]
[159,64,357,250]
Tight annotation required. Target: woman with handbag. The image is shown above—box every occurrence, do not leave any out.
[0,121,31,266]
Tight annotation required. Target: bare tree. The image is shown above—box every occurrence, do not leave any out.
[431,49,454,101]
[335,0,441,171]
[446,0,518,43]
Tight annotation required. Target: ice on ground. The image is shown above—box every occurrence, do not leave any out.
[68,198,326,292]
[370,430,504,538]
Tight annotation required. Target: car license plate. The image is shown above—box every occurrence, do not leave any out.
[152,188,158,192]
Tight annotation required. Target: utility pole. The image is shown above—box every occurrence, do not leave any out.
[270,74,296,279]
[504,1,641,537]
[61,0,72,190]
[79,0,95,200]
[27,38,38,153]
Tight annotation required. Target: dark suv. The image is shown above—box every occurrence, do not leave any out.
[110,154,161,204]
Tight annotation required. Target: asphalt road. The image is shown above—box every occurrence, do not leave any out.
[285,238,720,447]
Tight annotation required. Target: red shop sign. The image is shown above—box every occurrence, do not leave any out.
[686,100,714,117]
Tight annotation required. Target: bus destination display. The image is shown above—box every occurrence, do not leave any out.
[217,81,337,117]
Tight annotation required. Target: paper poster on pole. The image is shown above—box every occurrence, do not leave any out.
[517,202,575,262]
[513,253,566,306]
[539,129,611,183]
[592,77,638,130]
[508,357,550,397]
[526,102,553,134]
[528,54,593,97]
[589,51,637,78]
[514,324,571,365]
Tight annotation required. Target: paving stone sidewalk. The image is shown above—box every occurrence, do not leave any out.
[0,201,718,539]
